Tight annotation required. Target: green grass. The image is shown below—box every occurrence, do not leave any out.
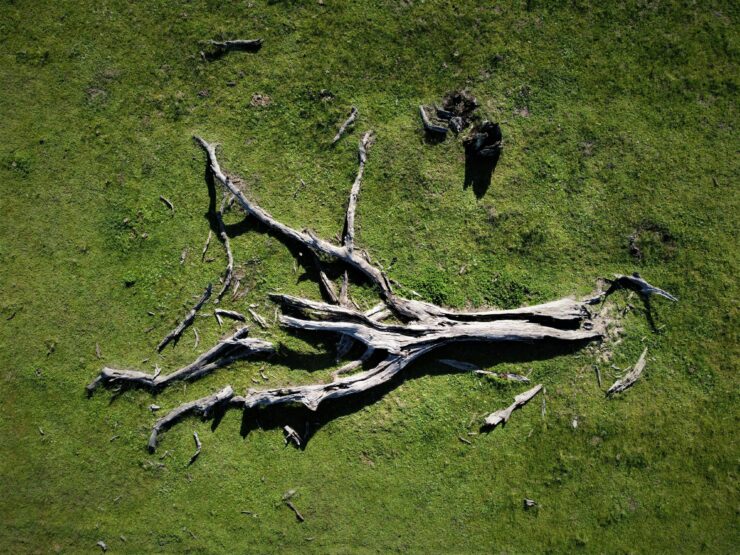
[0,0,738,552]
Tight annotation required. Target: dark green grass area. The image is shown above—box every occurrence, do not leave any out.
[0,1,738,552]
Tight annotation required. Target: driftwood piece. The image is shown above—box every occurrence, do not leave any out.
[188,431,202,466]
[419,105,448,135]
[332,106,358,144]
[157,284,213,352]
[607,347,648,396]
[215,196,234,303]
[483,384,543,429]
[214,308,246,322]
[148,385,235,452]
[88,327,274,393]
[607,273,677,302]
[343,131,374,252]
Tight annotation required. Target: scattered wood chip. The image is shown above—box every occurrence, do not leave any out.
[180,248,189,265]
[458,436,472,445]
[523,498,537,510]
[38,427,45,436]
[149,404,160,412]
[95,343,102,359]
[607,347,648,396]
[96,540,108,552]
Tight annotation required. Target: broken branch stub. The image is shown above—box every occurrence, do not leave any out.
[157,284,212,352]
[607,347,648,396]
[483,384,543,429]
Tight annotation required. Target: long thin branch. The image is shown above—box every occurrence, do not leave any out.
[88,327,274,393]
[148,385,235,452]
[215,195,234,303]
[157,284,212,352]
[332,106,358,144]
[343,131,374,252]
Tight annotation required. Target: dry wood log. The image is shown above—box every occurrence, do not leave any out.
[214,308,246,322]
[332,106,358,144]
[87,327,273,393]
[188,431,202,466]
[607,347,648,396]
[607,273,677,302]
[148,385,235,452]
[483,384,543,429]
[215,196,234,303]
[419,105,448,135]
[157,284,213,352]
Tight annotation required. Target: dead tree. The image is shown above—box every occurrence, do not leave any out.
[87,133,675,453]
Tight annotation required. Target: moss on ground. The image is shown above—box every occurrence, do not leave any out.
[0,1,737,552]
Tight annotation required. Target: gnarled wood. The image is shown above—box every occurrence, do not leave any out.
[607,273,677,302]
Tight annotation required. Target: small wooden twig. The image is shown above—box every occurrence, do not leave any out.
[332,106,358,144]
[483,384,543,429]
[594,365,602,388]
[458,436,472,445]
[607,348,648,396]
[95,343,102,359]
[180,247,189,265]
[188,431,202,466]
[157,284,212,352]
[159,195,174,211]
[201,230,212,261]
[285,500,305,522]
[193,327,200,349]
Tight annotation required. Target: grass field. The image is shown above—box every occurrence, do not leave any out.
[0,1,738,553]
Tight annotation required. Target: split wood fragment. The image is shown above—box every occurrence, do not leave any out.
[159,195,174,211]
[419,105,448,135]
